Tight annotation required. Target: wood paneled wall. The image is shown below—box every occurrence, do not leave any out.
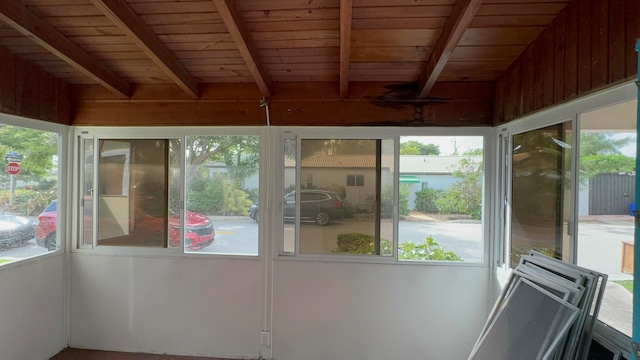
[71,82,494,127]
[0,45,70,125]
[493,0,640,125]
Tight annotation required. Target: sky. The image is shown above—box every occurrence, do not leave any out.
[400,136,484,156]
[401,133,638,157]
[611,133,637,157]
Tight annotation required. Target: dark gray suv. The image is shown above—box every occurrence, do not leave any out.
[250,189,344,226]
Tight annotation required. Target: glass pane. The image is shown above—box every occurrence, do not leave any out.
[298,139,391,256]
[511,123,572,267]
[168,139,182,249]
[398,136,484,262]
[576,99,636,337]
[0,125,59,265]
[81,138,94,247]
[184,135,258,255]
[97,139,168,248]
[379,139,394,256]
[283,138,296,254]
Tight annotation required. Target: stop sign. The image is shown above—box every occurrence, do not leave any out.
[6,162,20,175]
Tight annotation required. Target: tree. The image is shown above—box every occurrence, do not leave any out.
[0,126,58,182]
[175,135,260,184]
[400,141,440,155]
[579,133,635,181]
[463,148,483,155]
[580,133,632,156]
[580,154,635,179]
[435,159,482,219]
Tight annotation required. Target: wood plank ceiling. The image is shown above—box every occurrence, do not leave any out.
[0,0,571,125]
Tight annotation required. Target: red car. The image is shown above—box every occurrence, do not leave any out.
[36,200,215,251]
[169,211,215,250]
[35,200,58,250]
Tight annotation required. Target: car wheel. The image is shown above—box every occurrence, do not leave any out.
[316,211,330,226]
[254,211,259,223]
[45,232,57,251]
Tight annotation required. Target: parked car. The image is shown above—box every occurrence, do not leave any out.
[35,200,215,251]
[0,211,37,248]
[250,190,344,226]
[35,200,57,250]
[170,211,215,251]
[249,203,259,222]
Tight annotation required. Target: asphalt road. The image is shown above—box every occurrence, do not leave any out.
[0,217,633,276]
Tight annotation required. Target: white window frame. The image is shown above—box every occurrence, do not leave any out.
[493,81,637,346]
[71,126,264,259]
[273,126,492,266]
[0,112,69,266]
[347,174,365,187]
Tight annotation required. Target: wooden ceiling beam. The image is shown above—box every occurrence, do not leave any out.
[417,0,483,98]
[340,0,353,98]
[91,0,200,99]
[213,0,271,99]
[0,0,130,99]
[71,82,494,127]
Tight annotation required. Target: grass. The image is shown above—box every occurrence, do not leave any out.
[614,280,633,293]
[0,259,13,265]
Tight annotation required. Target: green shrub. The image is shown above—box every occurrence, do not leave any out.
[341,200,356,218]
[414,187,442,212]
[333,233,462,261]
[435,159,482,219]
[245,187,259,205]
[0,190,55,215]
[187,175,253,216]
[398,236,462,261]
[220,182,252,216]
[366,184,410,218]
[334,233,392,255]
[187,177,222,214]
[34,178,57,191]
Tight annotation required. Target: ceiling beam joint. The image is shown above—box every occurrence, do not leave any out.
[0,0,130,98]
[213,0,271,99]
[91,0,200,99]
[418,0,483,98]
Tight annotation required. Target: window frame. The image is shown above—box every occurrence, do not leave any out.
[274,126,492,266]
[72,126,264,259]
[347,174,365,187]
[494,81,638,345]
[0,112,68,267]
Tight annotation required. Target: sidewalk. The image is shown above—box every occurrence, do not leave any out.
[579,214,634,225]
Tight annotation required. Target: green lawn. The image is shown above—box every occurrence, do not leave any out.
[614,280,633,293]
[0,259,12,265]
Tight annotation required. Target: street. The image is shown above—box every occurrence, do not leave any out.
[0,217,633,276]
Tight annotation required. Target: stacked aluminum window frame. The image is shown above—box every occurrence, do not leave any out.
[469,251,607,360]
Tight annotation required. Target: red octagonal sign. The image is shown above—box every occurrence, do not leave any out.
[6,162,20,175]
